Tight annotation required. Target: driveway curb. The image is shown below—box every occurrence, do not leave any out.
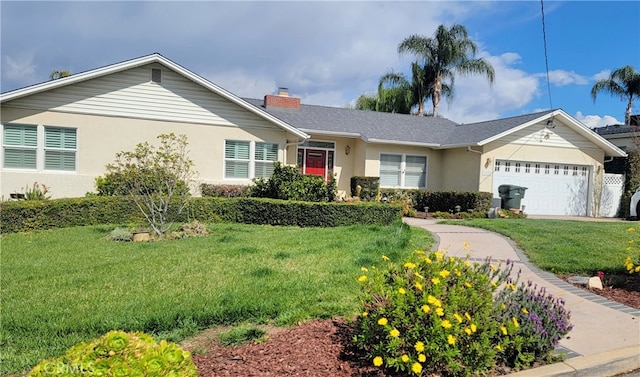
[507,346,640,376]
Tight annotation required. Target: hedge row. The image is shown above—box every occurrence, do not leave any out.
[379,189,493,213]
[0,197,403,234]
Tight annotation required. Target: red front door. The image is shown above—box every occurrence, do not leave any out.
[305,149,326,179]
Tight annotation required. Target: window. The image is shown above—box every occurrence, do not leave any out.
[254,142,278,178]
[224,140,279,179]
[405,156,427,187]
[44,127,76,171]
[380,153,426,188]
[3,124,37,169]
[225,140,250,178]
[3,124,76,171]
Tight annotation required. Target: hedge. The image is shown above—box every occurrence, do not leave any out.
[379,189,493,213]
[0,197,403,234]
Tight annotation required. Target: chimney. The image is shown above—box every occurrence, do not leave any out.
[264,87,300,109]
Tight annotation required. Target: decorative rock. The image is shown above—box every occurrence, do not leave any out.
[588,276,603,290]
[567,276,589,286]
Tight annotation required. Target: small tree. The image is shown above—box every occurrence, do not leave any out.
[103,133,197,238]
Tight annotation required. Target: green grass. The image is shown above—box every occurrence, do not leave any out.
[442,219,632,274]
[0,221,432,375]
[217,326,267,346]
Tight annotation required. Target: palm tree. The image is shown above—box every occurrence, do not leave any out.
[591,65,640,126]
[49,69,71,80]
[378,62,452,116]
[355,79,414,114]
[398,24,495,117]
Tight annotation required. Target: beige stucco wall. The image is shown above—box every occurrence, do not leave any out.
[1,107,296,198]
[440,148,482,191]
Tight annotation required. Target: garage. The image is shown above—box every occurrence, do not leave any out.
[492,159,590,216]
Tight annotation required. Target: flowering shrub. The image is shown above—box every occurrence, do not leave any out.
[28,330,197,376]
[624,224,640,276]
[354,250,574,375]
[494,279,573,369]
[353,250,512,376]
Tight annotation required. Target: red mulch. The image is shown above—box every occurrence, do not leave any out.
[190,318,384,377]
[187,277,640,377]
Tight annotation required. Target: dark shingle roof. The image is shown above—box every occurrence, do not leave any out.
[243,98,458,145]
[443,110,554,146]
[594,124,639,136]
[243,97,554,147]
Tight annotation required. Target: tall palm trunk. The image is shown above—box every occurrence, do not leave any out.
[432,75,443,118]
[626,96,633,126]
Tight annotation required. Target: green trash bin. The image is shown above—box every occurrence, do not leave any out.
[498,184,528,210]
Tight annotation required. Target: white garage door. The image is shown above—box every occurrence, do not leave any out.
[492,160,590,215]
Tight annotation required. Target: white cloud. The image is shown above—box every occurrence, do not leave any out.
[2,54,37,84]
[574,111,621,128]
[204,69,276,100]
[592,69,611,81]
[439,52,540,123]
[545,70,589,86]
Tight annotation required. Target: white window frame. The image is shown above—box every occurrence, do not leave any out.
[2,123,77,172]
[223,140,280,181]
[379,153,427,189]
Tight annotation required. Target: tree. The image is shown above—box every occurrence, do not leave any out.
[397,24,495,117]
[101,133,198,238]
[355,83,414,114]
[49,69,71,80]
[591,65,640,126]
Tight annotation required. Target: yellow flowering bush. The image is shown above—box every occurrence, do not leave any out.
[353,250,513,376]
[354,249,574,375]
[624,224,640,276]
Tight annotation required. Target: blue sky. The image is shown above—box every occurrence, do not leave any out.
[1,1,638,127]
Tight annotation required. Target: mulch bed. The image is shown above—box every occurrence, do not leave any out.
[188,277,640,377]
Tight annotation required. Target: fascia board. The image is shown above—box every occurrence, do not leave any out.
[366,138,440,148]
[299,129,361,138]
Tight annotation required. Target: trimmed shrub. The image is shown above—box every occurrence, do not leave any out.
[249,162,336,202]
[350,176,380,201]
[379,190,492,214]
[200,184,249,198]
[28,330,197,376]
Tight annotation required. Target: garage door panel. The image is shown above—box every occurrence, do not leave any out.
[493,160,589,216]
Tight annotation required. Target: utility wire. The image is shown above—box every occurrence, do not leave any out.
[541,0,553,110]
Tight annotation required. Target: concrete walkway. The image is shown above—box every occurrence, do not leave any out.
[403,218,640,377]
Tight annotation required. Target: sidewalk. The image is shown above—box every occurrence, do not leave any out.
[403,218,640,377]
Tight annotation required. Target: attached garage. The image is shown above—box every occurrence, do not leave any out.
[492,159,590,215]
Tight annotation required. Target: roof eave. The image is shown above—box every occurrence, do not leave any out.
[435,142,479,150]
[299,129,361,138]
[366,138,440,148]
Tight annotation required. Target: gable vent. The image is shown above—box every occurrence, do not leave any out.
[151,68,161,83]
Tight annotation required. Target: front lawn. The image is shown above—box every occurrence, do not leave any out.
[0,222,432,375]
[444,219,631,274]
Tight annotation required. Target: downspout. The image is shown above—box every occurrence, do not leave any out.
[467,146,482,154]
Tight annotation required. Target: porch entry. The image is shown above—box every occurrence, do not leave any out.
[297,140,335,181]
